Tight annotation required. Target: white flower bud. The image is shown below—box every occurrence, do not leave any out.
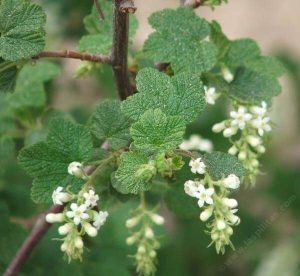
[68,161,83,177]
[75,236,84,249]
[126,235,137,245]
[212,122,226,133]
[45,213,65,223]
[222,67,234,83]
[138,245,146,254]
[223,127,237,138]
[145,227,154,239]
[223,198,238,208]
[216,219,226,230]
[125,217,140,228]
[149,250,157,258]
[150,214,165,225]
[58,223,73,235]
[61,242,68,252]
[223,174,240,189]
[238,151,247,161]
[228,145,238,155]
[200,208,213,222]
[251,159,259,167]
[247,135,261,147]
[52,186,72,205]
[83,223,98,237]
[228,213,240,225]
[226,226,233,235]
[211,232,219,241]
[256,145,266,154]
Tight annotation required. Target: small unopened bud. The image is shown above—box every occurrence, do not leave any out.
[256,145,266,154]
[58,223,73,235]
[150,214,165,225]
[75,236,84,249]
[251,159,259,167]
[228,145,238,155]
[126,217,139,228]
[222,67,234,83]
[216,219,226,230]
[226,226,233,235]
[138,245,146,254]
[223,198,238,208]
[45,213,65,223]
[83,223,98,237]
[238,151,247,161]
[211,232,219,241]
[228,214,240,225]
[223,127,237,138]
[247,135,261,147]
[223,174,240,189]
[200,208,213,222]
[145,227,154,239]
[68,161,84,178]
[61,242,68,252]
[149,250,157,258]
[212,122,226,133]
[126,235,137,245]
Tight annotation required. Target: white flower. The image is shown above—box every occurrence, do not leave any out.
[184,180,199,197]
[58,223,73,235]
[189,158,206,174]
[52,186,72,205]
[196,184,214,207]
[68,161,83,177]
[238,151,247,161]
[230,106,252,130]
[250,101,267,117]
[66,203,89,225]
[83,189,99,207]
[204,86,218,105]
[212,121,226,133]
[216,219,226,230]
[74,236,84,249]
[200,207,213,221]
[150,213,165,225]
[45,213,65,223]
[251,116,272,136]
[223,174,240,189]
[83,222,98,237]
[145,227,154,239]
[93,211,108,230]
[228,145,238,155]
[246,135,261,147]
[223,198,238,208]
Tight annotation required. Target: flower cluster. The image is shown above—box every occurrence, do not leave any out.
[204,86,220,105]
[126,206,165,276]
[46,186,108,261]
[184,157,241,254]
[180,134,213,153]
[212,101,272,184]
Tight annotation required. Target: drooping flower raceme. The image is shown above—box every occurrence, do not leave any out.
[46,186,108,261]
[184,157,241,254]
[212,101,272,185]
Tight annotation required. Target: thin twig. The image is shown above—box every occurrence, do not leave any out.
[4,204,64,276]
[34,51,112,64]
[94,0,105,20]
[111,0,134,100]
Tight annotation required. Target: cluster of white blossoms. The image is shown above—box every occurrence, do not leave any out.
[180,134,213,153]
[46,162,108,261]
[212,101,272,184]
[185,158,241,254]
[126,207,165,276]
[204,86,220,105]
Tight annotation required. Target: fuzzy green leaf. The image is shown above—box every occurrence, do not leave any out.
[79,0,138,54]
[131,109,185,152]
[18,119,93,203]
[90,100,132,149]
[0,59,18,93]
[143,7,217,74]
[0,0,46,61]
[115,151,155,194]
[122,68,206,123]
[203,151,246,181]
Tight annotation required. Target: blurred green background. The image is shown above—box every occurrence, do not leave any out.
[0,0,299,275]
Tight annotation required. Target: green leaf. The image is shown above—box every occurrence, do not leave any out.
[228,67,281,104]
[18,119,93,203]
[143,7,217,74]
[131,109,185,152]
[0,0,46,61]
[8,61,60,110]
[223,39,261,67]
[79,0,138,54]
[121,68,206,123]
[0,59,18,93]
[115,151,156,194]
[90,100,132,149]
[202,151,246,181]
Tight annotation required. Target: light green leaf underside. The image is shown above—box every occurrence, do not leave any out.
[90,99,132,149]
[203,151,246,181]
[143,7,217,73]
[115,151,153,194]
[18,119,93,203]
[0,0,46,61]
[121,68,206,123]
[131,109,185,152]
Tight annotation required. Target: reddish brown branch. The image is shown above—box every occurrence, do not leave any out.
[111,0,134,100]
[4,205,64,276]
[35,51,112,64]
